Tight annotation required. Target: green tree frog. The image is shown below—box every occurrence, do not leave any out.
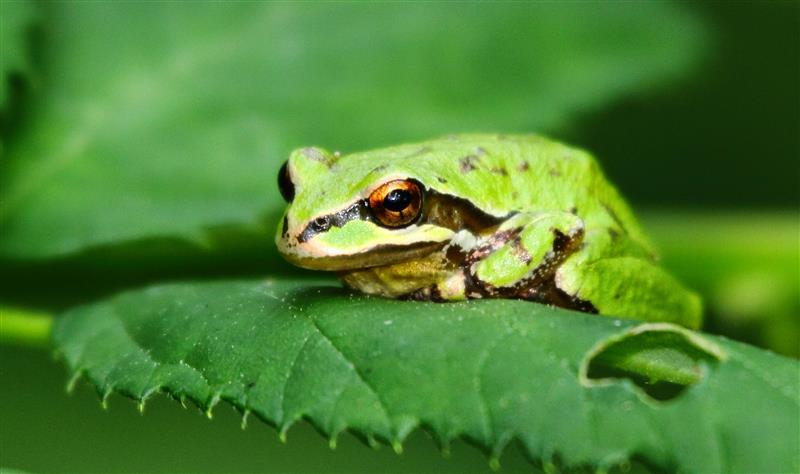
[276,134,701,328]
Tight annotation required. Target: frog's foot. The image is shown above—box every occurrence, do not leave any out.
[459,211,597,311]
[338,246,456,299]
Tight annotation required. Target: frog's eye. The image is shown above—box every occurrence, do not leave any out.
[278,161,295,202]
[368,179,423,228]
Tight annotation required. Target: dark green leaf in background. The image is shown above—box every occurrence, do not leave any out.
[54,280,800,473]
[0,2,706,259]
[644,213,800,357]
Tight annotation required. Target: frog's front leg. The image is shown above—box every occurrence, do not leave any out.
[458,211,590,307]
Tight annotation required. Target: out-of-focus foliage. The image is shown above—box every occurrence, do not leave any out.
[0,2,705,258]
[575,2,799,209]
[0,0,36,108]
[53,279,799,473]
[645,213,800,357]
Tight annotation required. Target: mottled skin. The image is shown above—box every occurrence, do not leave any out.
[276,134,701,328]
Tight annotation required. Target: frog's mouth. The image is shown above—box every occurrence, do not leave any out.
[279,240,448,271]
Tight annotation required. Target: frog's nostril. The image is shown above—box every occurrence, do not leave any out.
[297,215,332,243]
[311,216,331,232]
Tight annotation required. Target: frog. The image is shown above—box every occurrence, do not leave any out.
[275,134,701,329]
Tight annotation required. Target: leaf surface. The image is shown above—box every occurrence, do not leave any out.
[53,279,800,472]
[0,2,705,258]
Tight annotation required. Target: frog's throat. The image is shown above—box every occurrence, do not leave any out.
[281,240,448,271]
[338,248,455,298]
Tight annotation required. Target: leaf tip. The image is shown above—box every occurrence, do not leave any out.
[100,388,114,410]
[204,391,222,419]
[439,440,451,458]
[278,424,290,443]
[488,455,501,471]
[366,434,380,450]
[392,439,404,454]
[240,409,250,430]
[66,370,83,394]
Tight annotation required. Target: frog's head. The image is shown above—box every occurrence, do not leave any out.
[275,146,466,270]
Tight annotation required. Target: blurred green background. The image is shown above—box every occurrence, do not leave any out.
[1,1,797,472]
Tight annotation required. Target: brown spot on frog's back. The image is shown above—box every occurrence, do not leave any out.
[601,201,628,234]
[459,154,479,173]
[403,146,431,159]
[518,161,530,172]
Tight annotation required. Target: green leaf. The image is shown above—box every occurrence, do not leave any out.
[0,0,36,108]
[0,2,706,259]
[53,279,799,472]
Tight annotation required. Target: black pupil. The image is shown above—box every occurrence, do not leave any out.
[278,161,295,202]
[383,189,412,212]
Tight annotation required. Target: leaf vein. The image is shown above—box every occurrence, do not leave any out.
[474,330,514,445]
[279,331,313,427]
[306,315,394,431]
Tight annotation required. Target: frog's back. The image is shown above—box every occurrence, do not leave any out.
[341,133,653,252]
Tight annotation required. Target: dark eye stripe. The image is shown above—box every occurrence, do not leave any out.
[297,200,371,243]
[295,179,426,243]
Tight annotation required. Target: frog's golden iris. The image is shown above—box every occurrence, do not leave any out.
[368,179,423,228]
